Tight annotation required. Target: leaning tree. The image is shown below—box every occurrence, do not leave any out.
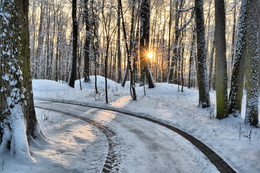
[229,0,248,117]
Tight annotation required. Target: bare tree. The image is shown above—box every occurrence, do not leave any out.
[101,0,117,103]
[119,0,137,100]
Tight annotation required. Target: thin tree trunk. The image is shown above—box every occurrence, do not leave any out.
[181,43,184,92]
[69,0,78,88]
[46,5,51,79]
[105,39,109,103]
[122,0,136,87]
[119,0,137,100]
[208,33,215,90]
[188,28,196,88]
[168,0,183,84]
[230,0,237,71]
[117,0,122,83]
[91,0,99,94]
[35,3,45,79]
[101,0,113,103]
[84,0,90,82]
[167,0,173,79]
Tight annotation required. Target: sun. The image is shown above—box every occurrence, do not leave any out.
[147,52,153,59]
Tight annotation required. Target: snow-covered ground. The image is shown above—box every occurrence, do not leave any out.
[33,100,219,173]
[1,75,259,172]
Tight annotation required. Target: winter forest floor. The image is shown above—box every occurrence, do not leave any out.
[1,75,260,173]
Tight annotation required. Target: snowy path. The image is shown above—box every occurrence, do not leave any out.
[35,105,120,173]
[35,100,236,173]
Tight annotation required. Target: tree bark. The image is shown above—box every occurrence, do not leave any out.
[230,0,237,71]
[84,0,90,82]
[188,28,196,88]
[34,3,45,79]
[0,0,40,158]
[245,0,259,126]
[69,0,78,87]
[168,0,184,84]
[117,0,122,83]
[140,0,155,88]
[167,0,173,79]
[194,0,210,108]
[208,34,215,91]
[214,0,228,119]
[229,0,248,116]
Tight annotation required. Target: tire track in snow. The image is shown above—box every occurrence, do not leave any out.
[36,99,236,173]
[35,106,120,173]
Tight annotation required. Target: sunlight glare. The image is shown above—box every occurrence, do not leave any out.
[147,52,153,59]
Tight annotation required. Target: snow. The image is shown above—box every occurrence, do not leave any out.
[2,74,10,81]
[1,108,108,172]
[0,104,33,172]
[9,105,32,161]
[1,75,259,172]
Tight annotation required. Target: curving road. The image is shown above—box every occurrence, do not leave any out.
[35,100,235,173]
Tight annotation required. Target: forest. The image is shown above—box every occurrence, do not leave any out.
[0,0,260,172]
[27,0,259,123]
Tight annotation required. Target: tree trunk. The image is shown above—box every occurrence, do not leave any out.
[140,0,155,88]
[105,39,110,103]
[45,4,51,79]
[167,0,173,78]
[35,3,45,79]
[214,0,228,119]
[229,0,248,116]
[245,0,259,126]
[84,0,90,82]
[208,33,215,90]
[259,0,260,92]
[90,0,99,94]
[194,0,210,108]
[117,0,122,83]
[0,0,40,159]
[69,0,78,88]
[121,0,136,87]
[119,0,137,100]
[180,43,184,92]
[188,27,196,88]
[168,0,185,84]
[230,0,237,71]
